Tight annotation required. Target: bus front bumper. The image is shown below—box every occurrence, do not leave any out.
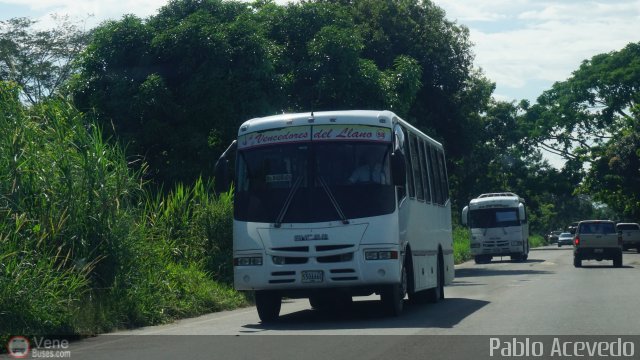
[470,242,525,256]
[233,249,402,293]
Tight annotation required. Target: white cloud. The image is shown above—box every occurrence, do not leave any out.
[435,0,640,102]
[2,0,169,27]
[434,0,531,22]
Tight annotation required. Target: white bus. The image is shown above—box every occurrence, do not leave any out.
[215,110,454,322]
[461,193,529,264]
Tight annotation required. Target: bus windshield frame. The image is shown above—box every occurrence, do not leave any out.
[469,207,521,229]
[234,125,396,224]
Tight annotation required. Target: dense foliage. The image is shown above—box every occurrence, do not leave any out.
[0,82,244,339]
[529,43,640,220]
[68,0,486,188]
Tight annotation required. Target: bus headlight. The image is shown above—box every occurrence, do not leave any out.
[234,256,263,266]
[365,250,398,260]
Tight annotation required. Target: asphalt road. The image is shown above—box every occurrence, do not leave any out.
[23,246,640,359]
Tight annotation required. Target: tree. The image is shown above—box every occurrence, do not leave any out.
[525,42,640,218]
[581,119,640,219]
[525,42,640,162]
[71,2,284,185]
[0,15,91,104]
[71,0,466,186]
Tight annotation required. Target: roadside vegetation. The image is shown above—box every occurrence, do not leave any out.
[452,227,472,264]
[1,0,638,341]
[0,82,245,342]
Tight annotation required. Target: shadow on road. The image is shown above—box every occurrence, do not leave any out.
[579,264,635,269]
[479,258,545,264]
[531,247,572,251]
[448,280,486,287]
[455,267,553,278]
[241,297,489,332]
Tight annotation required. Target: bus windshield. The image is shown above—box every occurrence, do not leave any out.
[469,208,520,228]
[234,142,395,223]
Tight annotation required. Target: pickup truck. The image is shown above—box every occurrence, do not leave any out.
[617,222,640,253]
[573,220,622,268]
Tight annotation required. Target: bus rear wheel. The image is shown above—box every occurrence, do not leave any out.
[255,290,282,323]
[426,253,444,303]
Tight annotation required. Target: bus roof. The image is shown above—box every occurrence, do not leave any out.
[239,110,392,133]
[468,192,524,209]
[238,110,443,149]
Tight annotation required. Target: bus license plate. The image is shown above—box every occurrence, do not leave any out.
[302,271,323,283]
[594,248,603,253]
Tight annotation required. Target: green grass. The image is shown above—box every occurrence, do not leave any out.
[453,226,472,264]
[528,234,546,248]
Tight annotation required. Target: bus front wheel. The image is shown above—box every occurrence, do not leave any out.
[255,290,282,323]
[382,266,406,316]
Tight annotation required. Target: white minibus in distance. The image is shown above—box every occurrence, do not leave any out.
[462,192,529,264]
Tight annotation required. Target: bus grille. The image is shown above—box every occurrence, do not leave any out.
[317,253,353,263]
[483,240,509,247]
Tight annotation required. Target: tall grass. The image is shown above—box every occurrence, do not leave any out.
[453,226,472,264]
[528,234,546,248]
[0,81,245,342]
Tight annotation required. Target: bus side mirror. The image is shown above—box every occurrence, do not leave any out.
[391,152,406,187]
[462,206,469,226]
[214,140,237,194]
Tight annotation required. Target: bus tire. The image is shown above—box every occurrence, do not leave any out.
[438,253,445,300]
[382,266,406,316]
[426,253,444,303]
[255,290,281,323]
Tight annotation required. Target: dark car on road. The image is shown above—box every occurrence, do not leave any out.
[547,231,562,244]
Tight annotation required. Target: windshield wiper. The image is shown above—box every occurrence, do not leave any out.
[318,176,349,224]
[274,176,304,228]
